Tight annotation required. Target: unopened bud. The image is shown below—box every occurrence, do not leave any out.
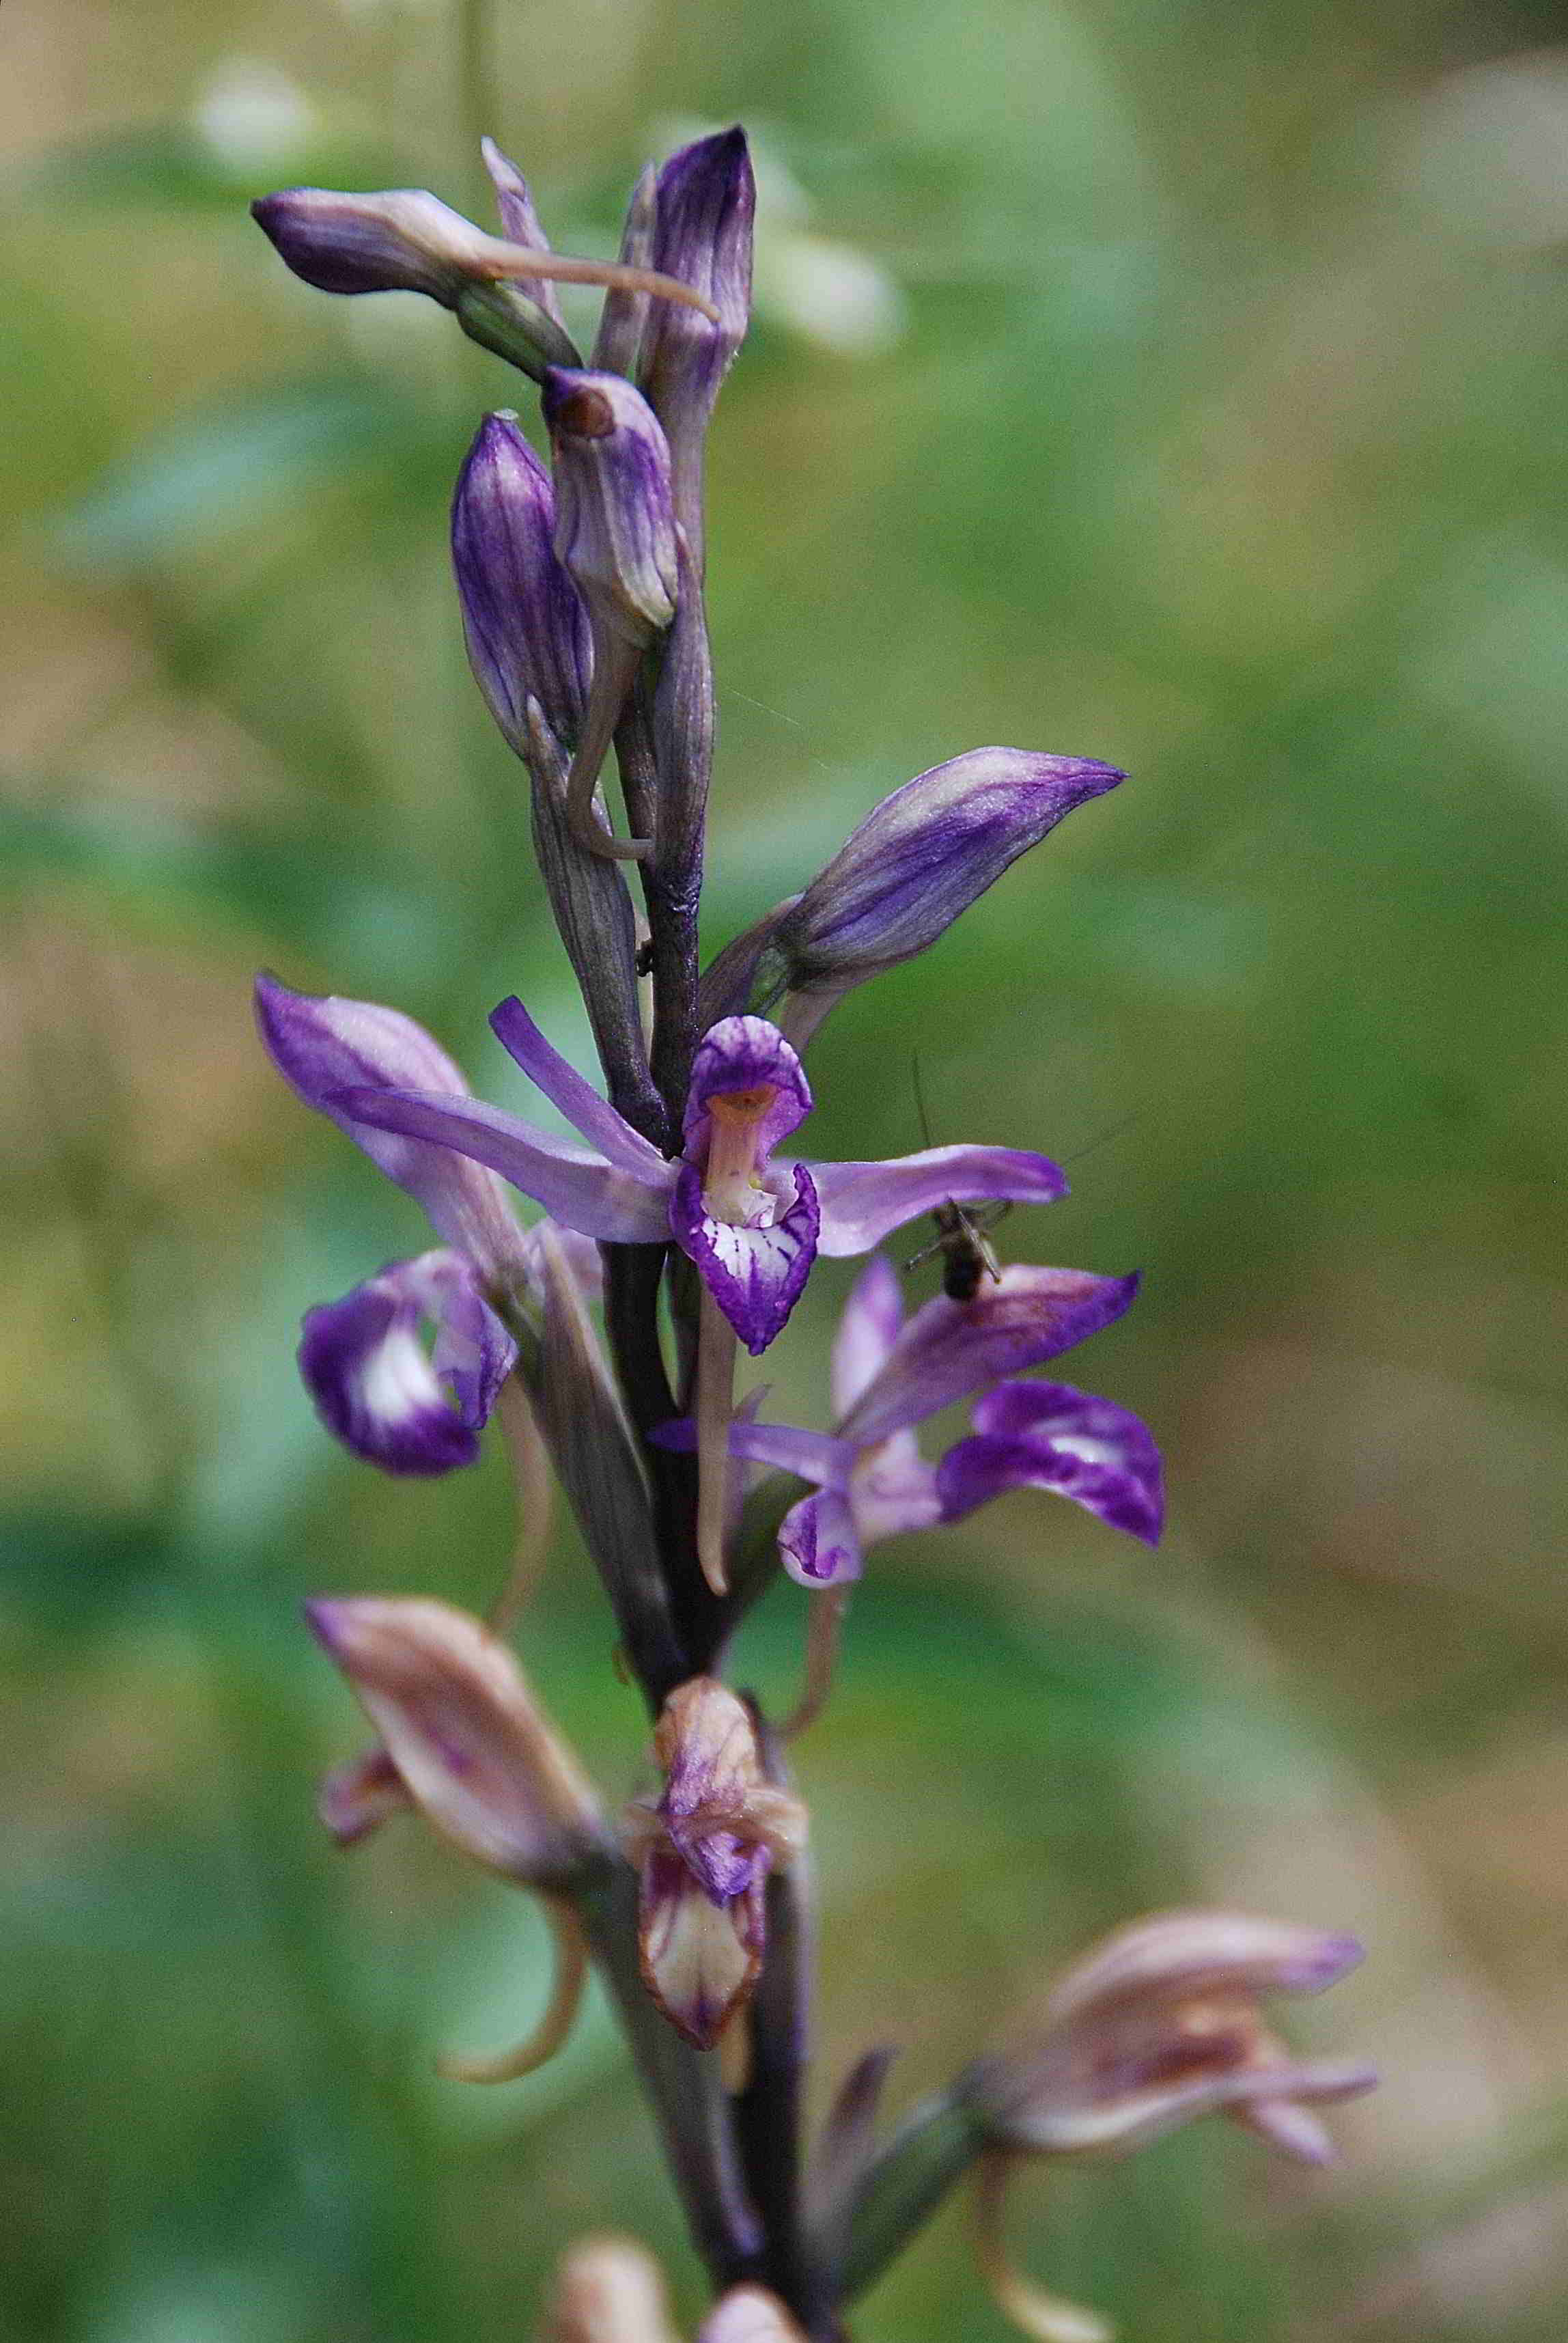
[305,1598,609,1885]
[639,129,755,562]
[537,2236,680,2343]
[703,750,1123,1044]
[453,413,590,753]
[543,370,680,647]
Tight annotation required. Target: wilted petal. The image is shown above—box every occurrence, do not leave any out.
[809,1145,1067,1259]
[543,369,680,646]
[839,1266,1141,1447]
[318,1744,410,1845]
[255,973,522,1274]
[1046,1912,1366,2026]
[452,414,590,753]
[305,1597,606,1882]
[938,1380,1164,1547]
[670,1161,820,1353]
[329,1084,672,1243]
[639,1848,764,2049]
[298,1250,514,1474]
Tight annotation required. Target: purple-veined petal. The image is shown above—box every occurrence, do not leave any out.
[682,1016,813,1160]
[298,1250,515,1474]
[831,1252,905,1417]
[542,368,680,645]
[938,1380,1164,1547]
[849,1431,942,1547]
[779,1488,863,1586]
[649,1413,854,1488]
[668,1823,768,1906]
[452,417,589,753]
[1046,1913,1367,2026]
[251,185,492,300]
[331,1085,672,1242]
[639,1847,765,2049]
[490,995,670,1175]
[592,161,658,376]
[640,128,754,559]
[255,974,524,1273]
[669,1162,819,1353]
[839,1266,1141,1447]
[810,1144,1067,1258]
[479,139,563,324]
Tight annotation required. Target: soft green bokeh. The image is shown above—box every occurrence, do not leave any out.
[5,1,1568,2336]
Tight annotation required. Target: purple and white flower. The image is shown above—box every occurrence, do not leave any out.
[256,973,532,1473]
[334,1000,1069,1356]
[666,1253,1160,1583]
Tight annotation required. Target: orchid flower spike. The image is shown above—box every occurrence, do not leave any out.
[624,1679,806,2049]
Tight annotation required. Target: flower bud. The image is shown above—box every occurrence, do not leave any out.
[452,412,591,753]
[592,164,658,378]
[305,1598,609,1885]
[702,750,1123,1042]
[639,130,755,559]
[543,370,680,648]
[975,1909,1375,2164]
[481,139,565,327]
[626,1679,806,2049]
[537,2236,680,2343]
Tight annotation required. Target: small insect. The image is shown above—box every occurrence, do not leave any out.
[904,1057,1011,1302]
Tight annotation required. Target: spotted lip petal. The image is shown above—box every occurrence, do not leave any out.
[938,1380,1164,1547]
[839,1266,1142,1447]
[670,1161,820,1353]
[809,1145,1067,1258]
[254,973,523,1275]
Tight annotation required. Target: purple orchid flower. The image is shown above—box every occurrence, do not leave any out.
[674,1253,1160,1583]
[333,1000,1069,1356]
[256,974,597,1473]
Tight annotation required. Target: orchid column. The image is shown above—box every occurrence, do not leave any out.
[252,127,1373,2343]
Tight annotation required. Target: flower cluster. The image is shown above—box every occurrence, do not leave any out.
[255,126,1372,2343]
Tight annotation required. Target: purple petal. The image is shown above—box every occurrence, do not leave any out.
[489,996,669,1175]
[480,139,563,324]
[591,162,658,376]
[640,129,754,552]
[776,749,1124,990]
[831,1253,905,1418]
[779,1488,863,1586]
[810,1145,1067,1258]
[330,1085,672,1242]
[938,1381,1164,1547]
[648,1412,854,1486]
[318,1745,411,1844]
[668,1822,767,1906]
[251,186,481,301]
[451,415,589,753]
[682,1016,813,1160]
[848,1432,942,1547]
[255,974,524,1273]
[298,1251,514,1474]
[670,1162,820,1354]
[839,1266,1142,1446]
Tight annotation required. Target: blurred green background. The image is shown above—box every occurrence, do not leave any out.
[5,0,1568,2336]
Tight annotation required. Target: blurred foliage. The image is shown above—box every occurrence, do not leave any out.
[5,0,1568,2337]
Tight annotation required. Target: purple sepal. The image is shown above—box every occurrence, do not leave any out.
[832,1251,904,1415]
[683,1014,813,1155]
[542,368,680,645]
[670,1161,820,1354]
[779,1488,863,1587]
[841,1266,1140,1447]
[253,973,522,1276]
[778,749,1124,989]
[298,1250,515,1475]
[490,995,671,1177]
[809,1145,1067,1258]
[591,162,658,377]
[451,414,590,753]
[639,130,754,544]
[480,139,563,325]
[938,1379,1164,1547]
[252,186,492,302]
[318,1745,411,1844]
